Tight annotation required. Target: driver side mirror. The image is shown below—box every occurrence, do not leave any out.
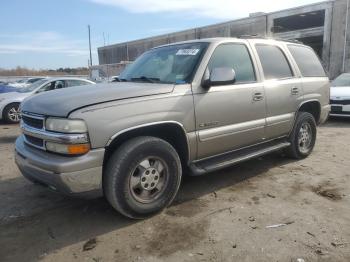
[202,67,236,88]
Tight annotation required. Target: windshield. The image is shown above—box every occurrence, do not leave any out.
[332,74,350,87]
[18,79,48,93]
[119,42,209,84]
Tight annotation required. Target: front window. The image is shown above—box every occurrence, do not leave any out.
[119,42,209,84]
[332,74,350,87]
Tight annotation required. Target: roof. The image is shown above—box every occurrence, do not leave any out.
[151,37,304,49]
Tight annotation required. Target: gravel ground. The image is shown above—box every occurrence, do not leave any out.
[0,119,349,262]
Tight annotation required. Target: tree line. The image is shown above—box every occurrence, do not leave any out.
[0,66,89,76]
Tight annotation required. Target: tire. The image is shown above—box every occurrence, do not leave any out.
[3,103,21,124]
[285,112,317,159]
[104,136,182,219]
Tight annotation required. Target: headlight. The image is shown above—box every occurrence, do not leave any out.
[45,117,87,133]
[46,142,90,155]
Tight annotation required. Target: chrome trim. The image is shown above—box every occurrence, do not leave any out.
[193,135,287,163]
[21,122,89,144]
[106,121,191,163]
[329,113,350,117]
[21,112,45,121]
[198,118,265,142]
[266,113,294,126]
[23,134,45,150]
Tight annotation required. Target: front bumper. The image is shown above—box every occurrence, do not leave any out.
[330,103,350,117]
[15,135,105,198]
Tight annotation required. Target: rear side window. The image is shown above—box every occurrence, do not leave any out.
[255,44,293,80]
[66,80,90,87]
[208,43,256,84]
[288,45,326,77]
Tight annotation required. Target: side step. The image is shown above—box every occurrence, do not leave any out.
[189,140,291,176]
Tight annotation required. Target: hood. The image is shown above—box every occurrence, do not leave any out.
[0,85,21,94]
[21,82,175,117]
[0,90,29,100]
[330,86,350,99]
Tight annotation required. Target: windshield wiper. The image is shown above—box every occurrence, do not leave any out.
[131,76,160,83]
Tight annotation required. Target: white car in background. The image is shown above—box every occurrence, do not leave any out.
[0,77,95,123]
[8,77,47,88]
[330,73,350,117]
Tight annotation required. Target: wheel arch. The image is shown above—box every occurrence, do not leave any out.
[104,121,190,171]
[296,100,321,124]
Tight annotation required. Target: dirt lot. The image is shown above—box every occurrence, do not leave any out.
[0,119,349,262]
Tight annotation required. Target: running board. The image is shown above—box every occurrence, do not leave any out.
[189,141,291,176]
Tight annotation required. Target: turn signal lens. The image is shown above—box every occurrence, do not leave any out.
[46,142,90,155]
[67,144,90,155]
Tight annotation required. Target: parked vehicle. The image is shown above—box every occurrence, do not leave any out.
[8,77,46,88]
[1,77,95,123]
[330,73,350,117]
[15,38,330,218]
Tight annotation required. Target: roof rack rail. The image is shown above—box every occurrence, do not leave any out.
[238,34,303,44]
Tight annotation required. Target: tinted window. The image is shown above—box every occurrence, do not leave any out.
[54,80,65,89]
[66,80,90,87]
[256,45,293,80]
[208,44,256,83]
[332,73,350,87]
[120,42,208,84]
[288,45,326,77]
[37,82,55,93]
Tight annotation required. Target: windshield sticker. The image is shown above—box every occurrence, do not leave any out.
[176,49,200,56]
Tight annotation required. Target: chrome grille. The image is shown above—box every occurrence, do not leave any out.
[21,113,44,129]
[24,134,44,148]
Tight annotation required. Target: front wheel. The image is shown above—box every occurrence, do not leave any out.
[285,112,317,159]
[3,103,21,124]
[104,136,182,219]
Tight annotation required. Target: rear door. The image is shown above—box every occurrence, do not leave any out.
[252,41,303,139]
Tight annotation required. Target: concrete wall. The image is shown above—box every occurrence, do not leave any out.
[98,16,267,65]
[329,0,350,78]
[98,0,350,79]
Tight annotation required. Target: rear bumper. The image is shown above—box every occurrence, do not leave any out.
[319,104,331,124]
[15,135,104,198]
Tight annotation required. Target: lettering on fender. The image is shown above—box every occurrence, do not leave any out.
[199,121,219,128]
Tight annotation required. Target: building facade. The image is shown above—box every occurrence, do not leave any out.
[98,0,350,79]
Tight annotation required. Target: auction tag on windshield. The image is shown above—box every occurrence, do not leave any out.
[176,49,200,56]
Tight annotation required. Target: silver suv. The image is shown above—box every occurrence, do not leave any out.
[15,38,330,218]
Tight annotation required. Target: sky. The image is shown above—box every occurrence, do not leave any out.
[0,0,323,69]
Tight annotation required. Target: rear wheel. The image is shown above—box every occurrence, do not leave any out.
[3,103,21,124]
[104,136,182,219]
[286,112,317,159]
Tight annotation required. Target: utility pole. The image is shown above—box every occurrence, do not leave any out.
[88,25,93,67]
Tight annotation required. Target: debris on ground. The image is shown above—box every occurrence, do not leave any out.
[312,185,342,201]
[306,231,316,237]
[266,221,294,229]
[83,238,98,251]
[266,193,276,198]
[248,216,256,222]
[331,241,349,247]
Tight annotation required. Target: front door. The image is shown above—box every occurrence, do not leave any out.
[193,42,266,160]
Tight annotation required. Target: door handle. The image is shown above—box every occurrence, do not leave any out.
[253,92,264,101]
[291,87,299,95]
